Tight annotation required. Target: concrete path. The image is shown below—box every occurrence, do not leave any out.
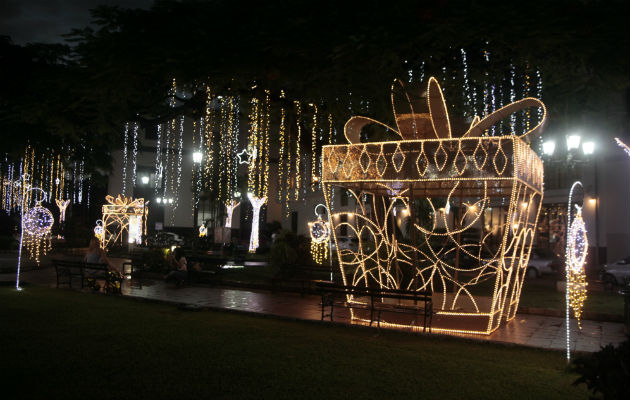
[2,265,626,354]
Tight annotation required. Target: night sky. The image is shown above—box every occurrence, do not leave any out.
[0,0,152,44]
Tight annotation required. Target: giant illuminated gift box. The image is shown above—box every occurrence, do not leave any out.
[321,77,545,335]
[101,195,148,248]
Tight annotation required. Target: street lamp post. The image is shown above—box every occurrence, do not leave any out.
[542,135,597,270]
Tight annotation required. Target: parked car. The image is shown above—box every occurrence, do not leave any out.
[147,231,184,247]
[526,249,558,278]
[601,257,630,287]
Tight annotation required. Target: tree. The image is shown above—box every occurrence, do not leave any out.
[1,0,627,174]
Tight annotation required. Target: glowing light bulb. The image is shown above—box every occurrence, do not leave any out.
[566,135,581,151]
[542,141,555,156]
[192,151,203,163]
[582,141,595,155]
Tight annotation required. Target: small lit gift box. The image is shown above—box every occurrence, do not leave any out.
[101,195,148,248]
[321,78,545,335]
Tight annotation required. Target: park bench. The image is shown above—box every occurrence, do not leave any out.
[272,265,337,295]
[184,255,228,284]
[314,281,433,333]
[52,259,122,294]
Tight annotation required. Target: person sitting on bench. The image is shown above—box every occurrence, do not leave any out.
[165,247,188,286]
[84,237,115,290]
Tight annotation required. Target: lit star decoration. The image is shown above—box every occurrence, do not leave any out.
[55,199,70,223]
[237,148,253,165]
[248,194,266,253]
[321,76,546,335]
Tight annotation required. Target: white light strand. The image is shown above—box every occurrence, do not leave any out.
[154,124,163,194]
[122,122,129,195]
[131,122,139,189]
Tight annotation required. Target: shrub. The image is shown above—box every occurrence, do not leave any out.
[570,339,629,399]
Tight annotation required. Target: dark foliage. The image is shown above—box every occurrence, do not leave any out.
[0,0,627,174]
[570,340,630,399]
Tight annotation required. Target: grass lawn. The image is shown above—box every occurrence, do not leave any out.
[1,287,588,400]
[519,278,625,316]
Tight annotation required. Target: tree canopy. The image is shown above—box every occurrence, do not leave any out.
[1,0,627,175]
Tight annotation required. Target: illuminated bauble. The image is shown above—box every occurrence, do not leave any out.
[23,205,54,235]
[199,225,207,237]
[309,218,330,244]
[22,204,54,263]
[567,209,588,273]
[94,220,104,239]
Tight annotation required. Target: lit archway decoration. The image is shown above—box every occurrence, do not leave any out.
[321,77,546,335]
[101,195,148,248]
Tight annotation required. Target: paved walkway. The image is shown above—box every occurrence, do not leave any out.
[2,266,627,353]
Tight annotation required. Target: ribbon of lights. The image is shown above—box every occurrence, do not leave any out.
[294,100,302,200]
[321,76,546,335]
[278,91,287,203]
[310,103,319,189]
[122,122,129,195]
[614,137,630,157]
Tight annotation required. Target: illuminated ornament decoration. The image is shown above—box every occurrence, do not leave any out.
[55,199,70,223]
[309,205,331,264]
[248,194,266,253]
[566,206,588,327]
[198,224,207,238]
[22,201,54,263]
[321,76,546,335]
[564,182,587,361]
[94,220,104,240]
[225,199,240,228]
